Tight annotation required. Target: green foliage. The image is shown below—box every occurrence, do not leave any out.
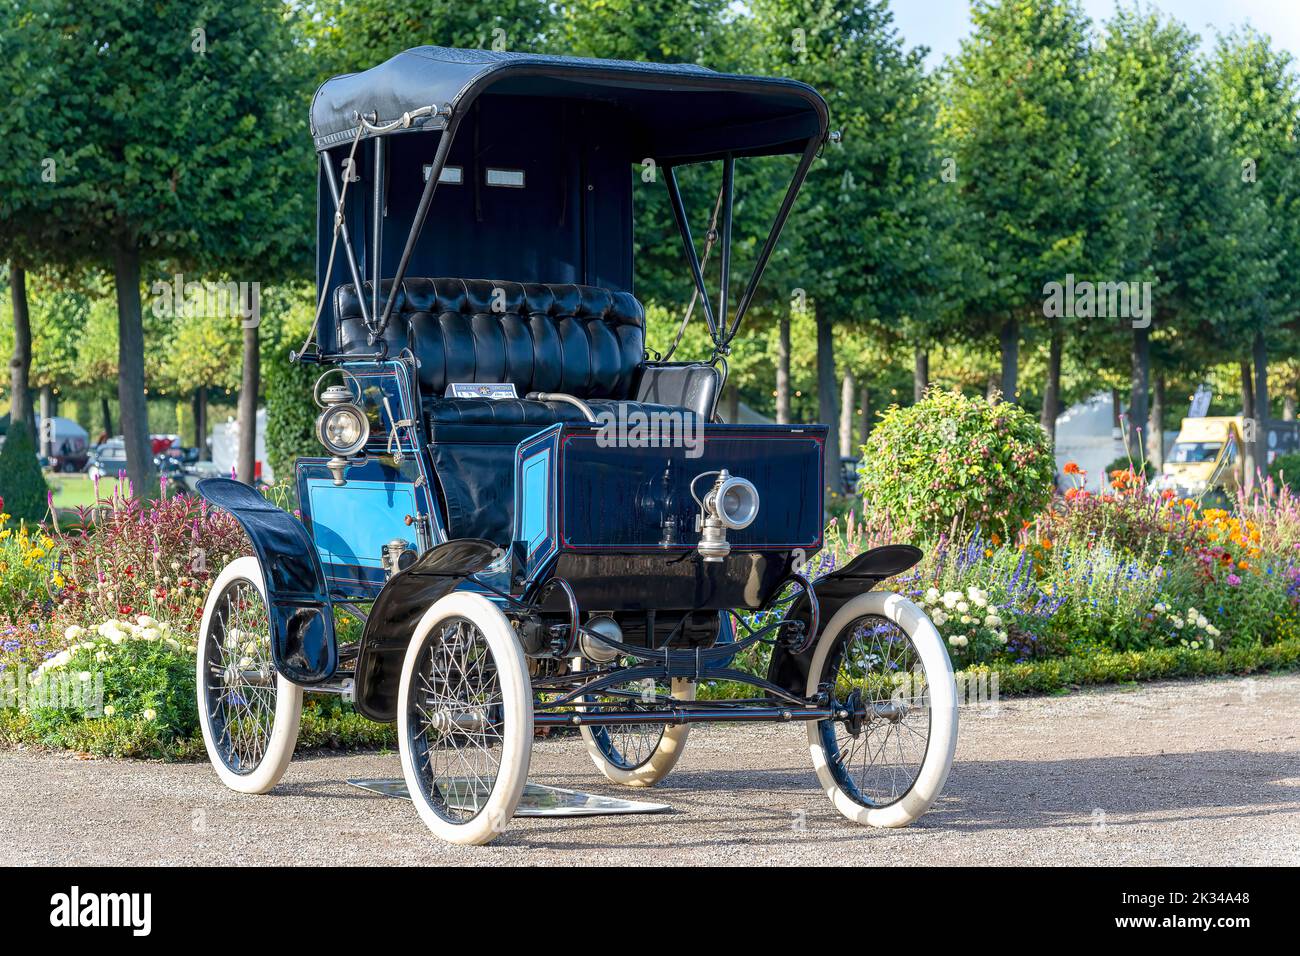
[857,389,1055,538]
[1268,451,1300,491]
[0,426,48,524]
[261,287,318,482]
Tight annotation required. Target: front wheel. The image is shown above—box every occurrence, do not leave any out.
[806,590,958,828]
[397,592,533,845]
[196,556,303,794]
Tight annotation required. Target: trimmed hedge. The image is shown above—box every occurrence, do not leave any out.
[0,425,48,524]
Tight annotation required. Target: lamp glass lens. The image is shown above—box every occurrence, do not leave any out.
[326,409,363,449]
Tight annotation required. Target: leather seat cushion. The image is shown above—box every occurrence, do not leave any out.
[334,277,646,400]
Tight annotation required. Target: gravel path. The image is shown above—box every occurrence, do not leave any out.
[3,674,1298,866]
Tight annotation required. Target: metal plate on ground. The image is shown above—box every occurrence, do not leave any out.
[346,778,672,817]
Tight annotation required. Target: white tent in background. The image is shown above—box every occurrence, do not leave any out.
[211,408,273,483]
[1053,392,1125,491]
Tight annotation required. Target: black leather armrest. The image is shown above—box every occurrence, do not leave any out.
[632,362,721,420]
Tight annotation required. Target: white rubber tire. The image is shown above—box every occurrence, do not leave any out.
[806,590,958,828]
[577,672,694,787]
[397,592,532,846]
[196,556,303,795]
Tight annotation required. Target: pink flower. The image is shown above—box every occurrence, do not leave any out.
[1227,574,1242,586]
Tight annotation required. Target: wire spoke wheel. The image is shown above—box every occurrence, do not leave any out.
[204,579,279,772]
[575,659,694,786]
[807,591,957,828]
[407,618,507,824]
[196,557,301,794]
[398,592,531,845]
[820,614,931,808]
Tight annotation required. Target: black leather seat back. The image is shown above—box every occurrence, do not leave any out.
[333,278,646,400]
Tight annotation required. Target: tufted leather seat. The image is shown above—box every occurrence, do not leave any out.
[333,278,653,423]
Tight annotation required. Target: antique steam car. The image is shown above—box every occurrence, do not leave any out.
[196,46,958,845]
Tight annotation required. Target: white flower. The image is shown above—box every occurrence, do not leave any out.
[142,708,157,721]
[103,705,116,717]
[239,656,254,669]
[1206,624,1220,637]
[984,614,1002,628]
[138,628,160,642]
[956,601,970,614]
[78,671,92,682]
[1153,602,1167,614]
[925,587,941,604]
[1196,615,1209,629]
[64,625,85,641]
[97,621,122,640]
[931,610,948,626]
[136,615,157,628]
[947,635,968,649]
[997,631,1008,643]
[1187,607,1199,618]
[94,651,107,663]
[941,591,962,609]
[968,587,989,607]
[1170,617,1184,629]
[960,614,972,625]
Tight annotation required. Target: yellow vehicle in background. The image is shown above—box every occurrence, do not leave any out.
[1153,416,1244,499]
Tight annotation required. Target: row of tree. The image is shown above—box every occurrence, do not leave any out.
[2,0,1298,502]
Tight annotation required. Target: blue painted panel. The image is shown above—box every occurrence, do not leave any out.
[307,478,416,569]
[521,450,551,554]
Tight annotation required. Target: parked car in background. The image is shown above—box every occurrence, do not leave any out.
[86,438,129,481]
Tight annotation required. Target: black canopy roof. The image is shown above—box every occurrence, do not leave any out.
[311,46,829,162]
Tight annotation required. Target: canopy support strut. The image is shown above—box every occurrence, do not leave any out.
[723,135,822,349]
[320,153,372,330]
[370,110,464,345]
[664,166,720,342]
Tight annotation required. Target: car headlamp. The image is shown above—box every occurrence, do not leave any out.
[316,403,369,457]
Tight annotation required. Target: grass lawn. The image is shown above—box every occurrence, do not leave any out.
[46,473,99,512]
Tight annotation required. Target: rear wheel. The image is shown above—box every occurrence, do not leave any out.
[397,592,532,845]
[575,661,694,787]
[196,556,302,794]
[806,590,957,828]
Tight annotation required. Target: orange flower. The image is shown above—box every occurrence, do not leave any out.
[1040,537,1053,550]
[1063,461,1081,475]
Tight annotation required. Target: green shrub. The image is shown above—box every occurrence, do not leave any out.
[0,426,48,525]
[262,288,318,482]
[1268,451,1300,492]
[857,388,1055,539]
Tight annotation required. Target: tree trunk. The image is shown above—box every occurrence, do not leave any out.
[99,396,113,440]
[815,308,838,429]
[775,313,791,424]
[913,348,929,402]
[986,373,998,401]
[1129,324,1150,459]
[1147,374,1165,470]
[7,263,33,444]
[1253,329,1269,422]
[859,384,871,447]
[237,316,260,484]
[1285,393,1296,422]
[1041,318,1062,442]
[839,370,856,460]
[38,385,53,459]
[1110,387,1122,431]
[998,317,1019,402]
[1252,330,1269,480]
[192,387,209,459]
[112,236,155,497]
[1241,359,1256,493]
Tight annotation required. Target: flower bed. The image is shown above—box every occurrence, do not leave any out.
[3,461,1300,760]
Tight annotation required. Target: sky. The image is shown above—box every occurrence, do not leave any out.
[890,0,1300,70]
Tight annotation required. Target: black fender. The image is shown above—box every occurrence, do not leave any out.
[353,538,501,722]
[197,478,338,684]
[766,544,923,696]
